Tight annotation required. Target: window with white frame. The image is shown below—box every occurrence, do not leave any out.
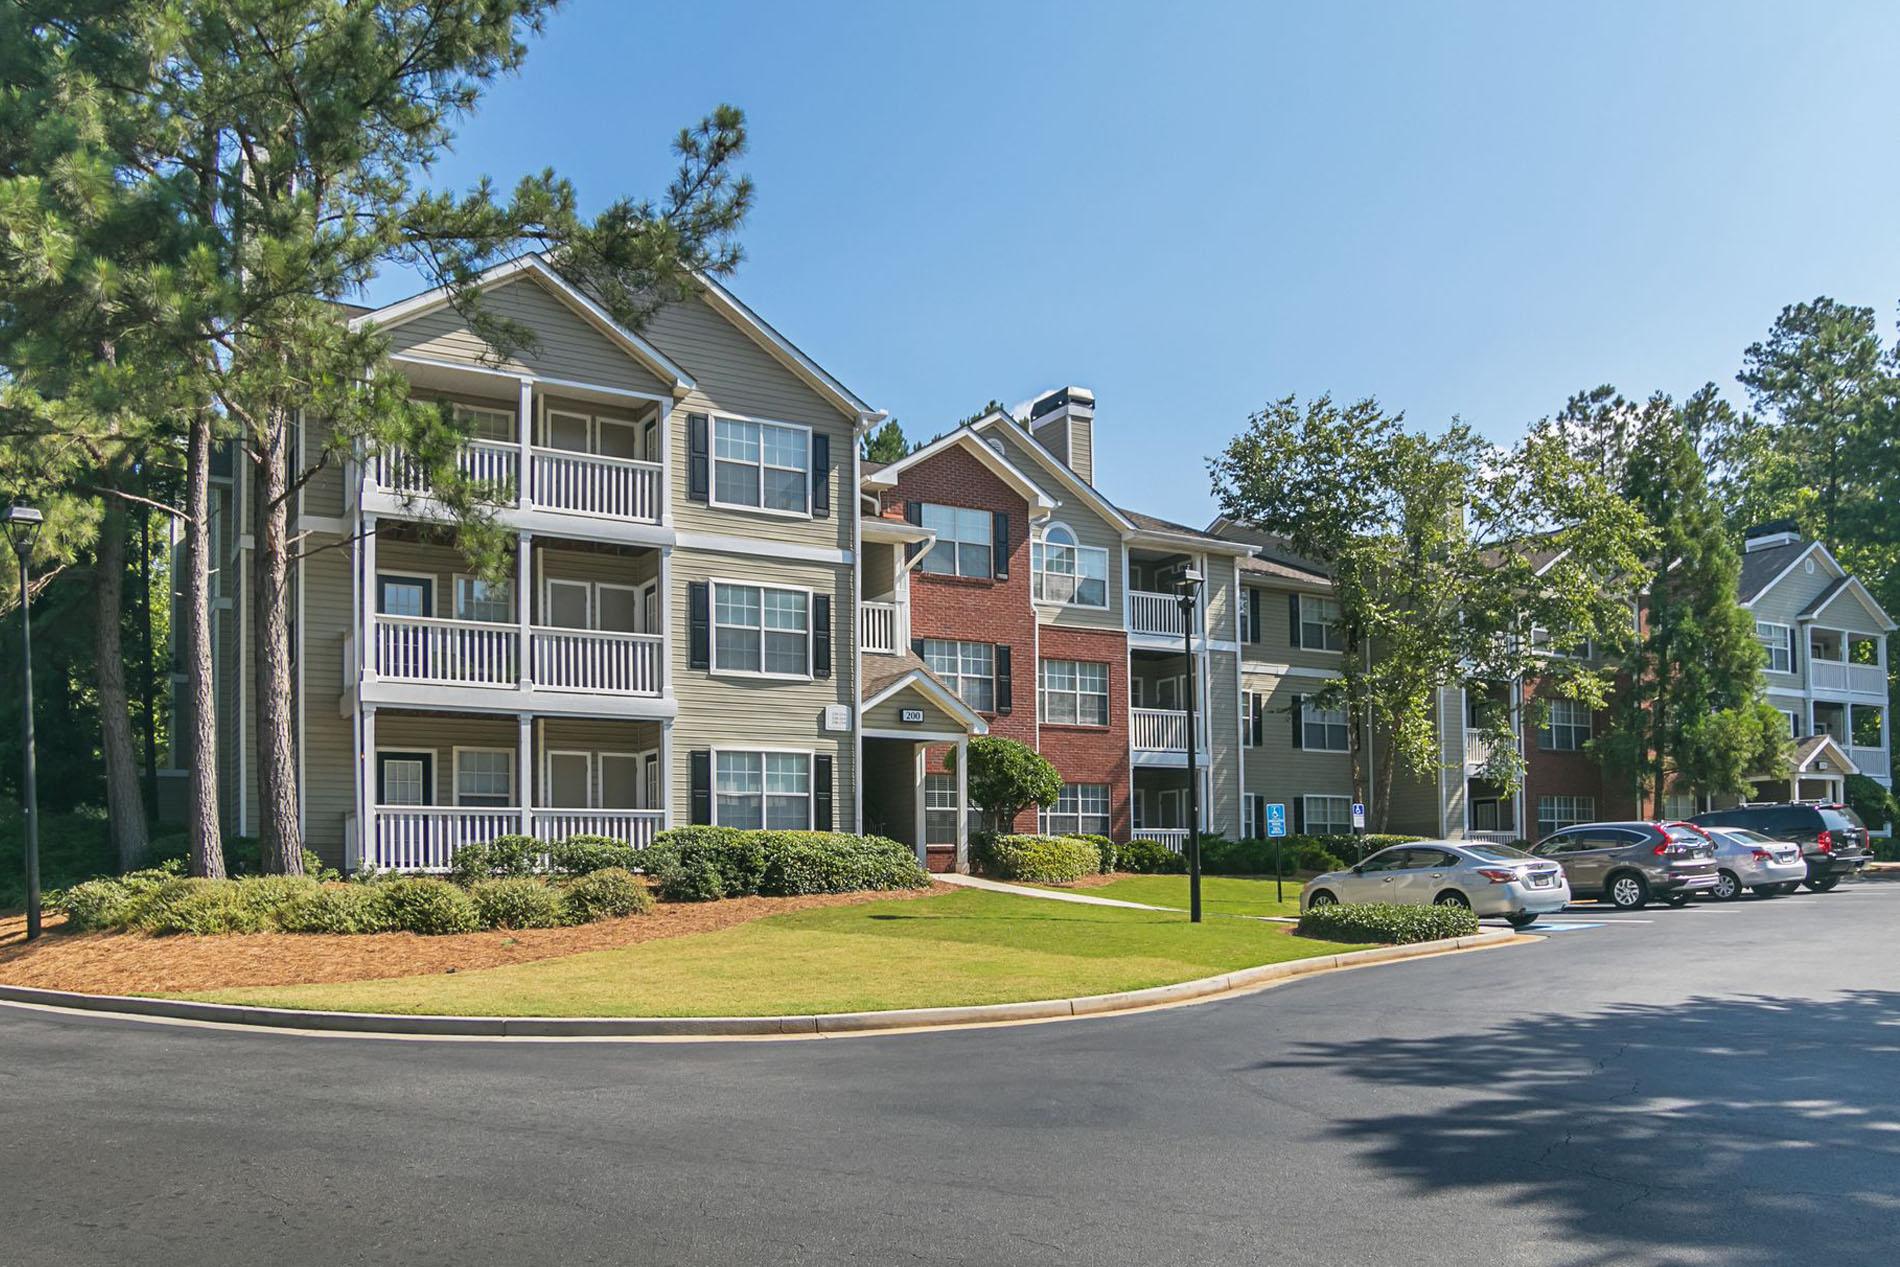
[453,403,515,443]
[455,749,513,807]
[920,505,993,578]
[1039,659,1109,726]
[454,576,513,623]
[1778,708,1800,738]
[1243,794,1265,838]
[1032,524,1108,607]
[712,583,809,677]
[1530,627,1594,660]
[1756,621,1793,673]
[713,417,809,514]
[1662,792,1700,820]
[923,639,995,712]
[1301,701,1349,751]
[714,751,811,830]
[924,773,960,846]
[1040,784,1110,837]
[1299,594,1346,651]
[1538,698,1592,751]
[1303,795,1352,835]
[1537,794,1595,837]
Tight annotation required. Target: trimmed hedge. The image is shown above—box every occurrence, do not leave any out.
[1066,834,1117,874]
[560,867,652,921]
[470,877,572,929]
[975,834,1101,884]
[446,834,647,884]
[1117,837,1188,874]
[643,827,929,902]
[1297,901,1478,945]
[274,884,397,935]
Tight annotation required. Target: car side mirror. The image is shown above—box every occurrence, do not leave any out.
[1349,864,1364,875]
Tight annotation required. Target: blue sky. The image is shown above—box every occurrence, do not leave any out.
[371,1,1900,527]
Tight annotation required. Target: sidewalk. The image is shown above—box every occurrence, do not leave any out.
[931,872,1174,911]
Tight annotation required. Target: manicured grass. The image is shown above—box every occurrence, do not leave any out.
[183,888,1363,1017]
[1046,875,1307,919]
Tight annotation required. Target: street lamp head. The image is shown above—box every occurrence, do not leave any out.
[1175,568,1204,595]
[4,504,44,559]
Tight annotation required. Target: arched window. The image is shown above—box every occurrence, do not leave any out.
[1032,522,1108,608]
[1044,523,1077,548]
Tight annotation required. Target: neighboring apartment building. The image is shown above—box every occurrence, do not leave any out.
[166,254,992,872]
[858,389,1255,870]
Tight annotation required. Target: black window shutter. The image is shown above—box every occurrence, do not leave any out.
[905,501,924,563]
[1788,631,1800,675]
[912,637,926,661]
[1289,593,1303,648]
[687,413,709,502]
[1248,589,1263,645]
[814,755,834,831]
[1252,693,1265,747]
[813,594,832,678]
[690,750,712,824]
[992,511,1010,579]
[995,644,1013,714]
[1291,693,1304,749]
[688,581,710,670]
[1292,798,1306,835]
[811,433,831,518]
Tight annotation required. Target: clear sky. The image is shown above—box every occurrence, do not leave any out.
[369,0,1900,527]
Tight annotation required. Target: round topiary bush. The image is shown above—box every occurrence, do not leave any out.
[372,876,482,935]
[275,884,396,934]
[1115,838,1187,874]
[560,867,653,921]
[470,877,571,929]
[978,834,1101,884]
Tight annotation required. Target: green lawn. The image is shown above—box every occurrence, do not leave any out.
[1042,875,1307,919]
[183,888,1362,1017]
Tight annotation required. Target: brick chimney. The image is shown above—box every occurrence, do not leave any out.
[1028,386,1095,485]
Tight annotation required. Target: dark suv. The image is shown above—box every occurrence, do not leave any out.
[1529,821,1719,910]
[1691,803,1871,892]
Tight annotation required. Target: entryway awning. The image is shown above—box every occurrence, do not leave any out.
[861,653,988,740]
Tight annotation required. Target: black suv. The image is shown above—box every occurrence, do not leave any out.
[1690,803,1871,892]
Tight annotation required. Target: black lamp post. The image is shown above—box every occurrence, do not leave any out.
[6,503,45,941]
[1176,568,1204,924]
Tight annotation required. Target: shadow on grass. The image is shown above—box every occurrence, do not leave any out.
[1261,989,1900,1262]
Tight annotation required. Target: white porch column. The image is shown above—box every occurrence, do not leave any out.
[658,399,675,528]
[912,746,927,868]
[517,531,533,691]
[659,720,675,828]
[658,546,672,694]
[517,713,534,838]
[517,377,535,509]
[954,736,969,874]
[360,706,377,873]
[361,514,378,682]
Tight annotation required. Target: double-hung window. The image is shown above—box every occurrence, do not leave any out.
[1301,701,1349,751]
[1538,698,1592,751]
[923,639,994,712]
[713,417,810,514]
[713,583,810,677]
[1040,784,1111,837]
[714,751,811,829]
[1303,795,1352,835]
[920,505,993,578]
[454,749,513,808]
[1039,659,1109,726]
[454,576,513,623]
[924,773,961,846]
[1031,525,1108,606]
[1299,594,1345,651]
[1756,621,1793,673]
[1537,794,1595,838]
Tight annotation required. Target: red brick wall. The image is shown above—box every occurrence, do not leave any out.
[1037,624,1132,839]
[1521,679,1641,829]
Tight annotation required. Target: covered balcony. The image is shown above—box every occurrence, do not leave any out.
[1807,628,1887,697]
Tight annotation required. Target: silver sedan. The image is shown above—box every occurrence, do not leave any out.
[1699,826,1809,899]
[1301,841,1571,929]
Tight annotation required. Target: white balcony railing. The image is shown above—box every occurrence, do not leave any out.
[861,601,900,655]
[530,447,662,523]
[1810,659,1887,695]
[374,615,519,687]
[1464,830,1521,846]
[1850,745,1887,773]
[530,628,663,696]
[1131,708,1194,753]
[528,809,666,849]
[1132,828,1190,853]
[1464,730,1494,770]
[373,440,520,500]
[1128,590,1187,638]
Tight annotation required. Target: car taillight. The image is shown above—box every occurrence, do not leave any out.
[1817,830,1833,853]
[1652,843,1668,856]
[1751,849,1773,862]
[1475,868,1516,884]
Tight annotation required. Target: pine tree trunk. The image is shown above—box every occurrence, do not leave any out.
[253,417,303,875]
[93,505,149,870]
[184,410,225,878]
[140,507,159,817]
[1375,717,1398,834]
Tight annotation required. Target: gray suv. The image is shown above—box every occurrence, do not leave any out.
[1530,821,1719,910]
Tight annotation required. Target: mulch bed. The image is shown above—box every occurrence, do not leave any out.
[0,882,945,997]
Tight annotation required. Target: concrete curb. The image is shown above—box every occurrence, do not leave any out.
[0,929,1521,1040]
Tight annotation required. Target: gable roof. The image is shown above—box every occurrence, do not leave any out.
[861,653,989,734]
[860,424,1057,513]
[1738,539,1832,606]
[1791,734,1859,776]
[692,272,882,427]
[1799,574,1898,631]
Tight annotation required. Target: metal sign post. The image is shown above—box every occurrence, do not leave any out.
[1265,802,1288,903]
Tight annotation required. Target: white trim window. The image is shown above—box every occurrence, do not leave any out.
[1538,698,1592,752]
[920,505,993,579]
[1301,701,1350,752]
[714,750,811,830]
[1243,793,1266,839]
[713,582,810,678]
[454,748,514,808]
[1537,794,1595,838]
[1299,594,1346,652]
[453,402,515,443]
[1040,783,1111,837]
[1039,659,1109,726]
[924,773,960,846]
[1778,707,1800,738]
[1531,627,1594,660]
[923,639,995,712]
[713,417,810,515]
[1303,794,1352,835]
[1756,621,1793,673]
[1032,524,1108,607]
[454,575,513,623]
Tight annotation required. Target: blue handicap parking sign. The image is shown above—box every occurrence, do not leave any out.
[1265,802,1288,838]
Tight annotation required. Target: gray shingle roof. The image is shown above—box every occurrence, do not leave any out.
[1738,540,1810,604]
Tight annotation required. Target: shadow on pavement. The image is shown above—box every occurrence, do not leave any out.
[1262,989,1900,1263]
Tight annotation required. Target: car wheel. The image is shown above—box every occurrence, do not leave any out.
[1710,870,1742,901]
[1505,912,1539,930]
[1804,876,1842,893]
[1306,889,1338,909]
[1433,890,1471,910]
[1607,873,1649,910]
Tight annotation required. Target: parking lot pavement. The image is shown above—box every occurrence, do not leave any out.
[1,880,1895,1266]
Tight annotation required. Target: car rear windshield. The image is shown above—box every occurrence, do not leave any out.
[1463,844,1530,860]
[1716,828,1773,845]
[1821,808,1866,831]
[1665,826,1709,844]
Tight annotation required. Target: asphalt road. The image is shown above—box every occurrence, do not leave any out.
[2,881,1896,1267]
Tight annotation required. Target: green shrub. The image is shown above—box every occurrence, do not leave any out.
[56,878,136,931]
[372,876,482,934]
[1297,901,1477,945]
[131,878,273,935]
[1116,837,1188,874]
[547,835,645,876]
[646,827,928,901]
[1066,834,1116,873]
[560,867,653,921]
[275,885,396,934]
[977,834,1101,884]
[447,835,546,885]
[470,877,571,929]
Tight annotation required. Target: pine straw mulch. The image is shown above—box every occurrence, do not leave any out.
[0,882,947,997]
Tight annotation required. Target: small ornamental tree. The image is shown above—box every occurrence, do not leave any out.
[951,736,1062,834]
